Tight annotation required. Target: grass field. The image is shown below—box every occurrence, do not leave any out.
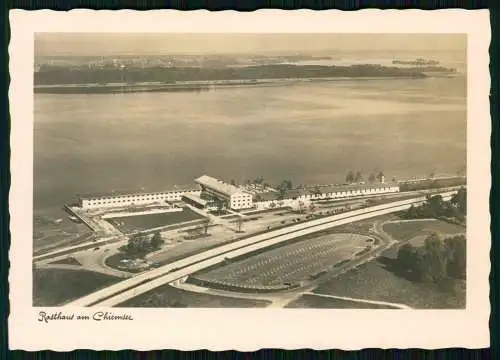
[285,293,397,309]
[33,268,122,306]
[383,220,464,241]
[313,260,466,309]
[118,284,271,308]
[106,208,205,233]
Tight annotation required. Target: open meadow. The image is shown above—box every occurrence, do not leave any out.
[33,268,123,306]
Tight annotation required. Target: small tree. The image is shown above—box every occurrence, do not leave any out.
[236,217,244,233]
[345,171,355,184]
[279,180,293,190]
[445,235,466,279]
[203,219,213,235]
[368,173,376,183]
[277,187,287,200]
[423,233,447,282]
[151,232,164,249]
[354,170,363,183]
[309,202,316,213]
[397,243,417,271]
[450,188,467,215]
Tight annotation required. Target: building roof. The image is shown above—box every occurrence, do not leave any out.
[195,175,248,197]
[78,186,197,200]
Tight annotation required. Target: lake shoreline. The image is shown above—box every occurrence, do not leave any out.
[34,76,433,94]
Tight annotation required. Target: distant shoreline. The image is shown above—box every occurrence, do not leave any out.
[34,76,435,94]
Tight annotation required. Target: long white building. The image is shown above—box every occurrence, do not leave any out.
[79,189,201,210]
[253,182,400,210]
[195,175,253,210]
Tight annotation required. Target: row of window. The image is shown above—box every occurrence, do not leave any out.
[84,192,203,206]
[305,187,398,197]
[231,198,253,208]
[231,196,252,204]
[86,199,168,206]
[84,190,199,202]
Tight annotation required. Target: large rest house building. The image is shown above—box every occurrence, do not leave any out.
[195,175,253,210]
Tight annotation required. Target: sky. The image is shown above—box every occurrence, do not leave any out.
[35,33,467,57]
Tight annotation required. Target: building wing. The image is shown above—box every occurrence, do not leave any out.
[195,175,246,197]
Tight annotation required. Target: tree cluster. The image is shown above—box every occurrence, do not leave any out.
[397,233,466,282]
[124,232,164,257]
[400,189,466,223]
[346,170,385,184]
[253,176,265,185]
[276,180,293,200]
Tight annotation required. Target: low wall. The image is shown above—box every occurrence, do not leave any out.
[63,205,99,232]
[187,276,296,293]
[102,207,183,219]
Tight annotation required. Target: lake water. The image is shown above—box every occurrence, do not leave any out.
[34,75,466,218]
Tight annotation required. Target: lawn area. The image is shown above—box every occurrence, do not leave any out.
[33,268,123,306]
[286,294,396,309]
[106,208,205,233]
[118,285,271,308]
[383,220,464,241]
[313,260,466,309]
[105,252,148,273]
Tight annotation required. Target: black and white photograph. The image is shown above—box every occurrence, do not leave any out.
[8,9,490,351]
[32,32,468,309]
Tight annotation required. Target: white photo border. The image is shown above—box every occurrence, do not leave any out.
[8,9,491,351]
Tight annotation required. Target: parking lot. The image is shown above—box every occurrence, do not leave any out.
[194,233,373,287]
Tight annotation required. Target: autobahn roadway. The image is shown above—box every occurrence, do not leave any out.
[65,190,457,307]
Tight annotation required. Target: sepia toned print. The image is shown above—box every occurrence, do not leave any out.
[33,33,468,309]
[8,9,491,351]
